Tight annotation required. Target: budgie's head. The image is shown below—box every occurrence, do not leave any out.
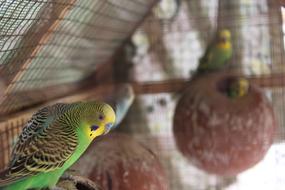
[218,29,231,41]
[237,78,250,97]
[228,78,249,98]
[78,101,116,139]
[217,29,231,49]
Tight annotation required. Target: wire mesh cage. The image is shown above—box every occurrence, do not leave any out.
[0,0,156,115]
[1,0,285,190]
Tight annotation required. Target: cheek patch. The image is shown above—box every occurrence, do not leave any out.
[91,125,99,131]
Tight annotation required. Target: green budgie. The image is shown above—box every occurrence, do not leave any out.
[197,29,233,73]
[0,101,116,190]
[227,78,250,98]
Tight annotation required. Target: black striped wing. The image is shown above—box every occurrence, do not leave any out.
[0,103,78,186]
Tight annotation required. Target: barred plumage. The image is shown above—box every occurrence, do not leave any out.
[197,29,232,74]
[0,101,116,190]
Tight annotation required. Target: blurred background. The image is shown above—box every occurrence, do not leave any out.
[1,0,285,189]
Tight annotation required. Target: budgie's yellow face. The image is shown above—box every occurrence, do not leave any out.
[217,29,231,49]
[237,78,249,97]
[228,78,249,98]
[80,101,116,140]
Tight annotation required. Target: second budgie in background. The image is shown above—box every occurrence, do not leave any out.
[0,101,116,190]
[227,78,250,98]
[197,29,233,74]
[107,84,135,127]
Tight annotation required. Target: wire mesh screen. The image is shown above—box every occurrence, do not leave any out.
[1,0,285,190]
[125,0,285,189]
[0,118,26,170]
[0,0,156,115]
[133,0,284,81]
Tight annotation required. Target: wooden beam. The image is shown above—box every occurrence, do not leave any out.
[1,73,284,124]
[132,73,285,94]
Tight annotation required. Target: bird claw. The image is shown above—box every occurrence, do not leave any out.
[60,173,73,181]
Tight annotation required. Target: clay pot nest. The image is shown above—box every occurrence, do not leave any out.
[173,72,277,176]
[72,133,169,190]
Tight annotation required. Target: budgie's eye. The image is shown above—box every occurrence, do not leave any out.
[99,115,104,120]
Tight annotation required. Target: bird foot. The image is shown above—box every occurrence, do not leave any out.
[60,173,73,181]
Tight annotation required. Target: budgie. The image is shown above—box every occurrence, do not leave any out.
[227,78,249,98]
[0,101,116,190]
[107,84,135,127]
[197,29,233,73]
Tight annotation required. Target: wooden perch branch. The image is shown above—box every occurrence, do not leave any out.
[57,175,102,190]
[132,73,285,94]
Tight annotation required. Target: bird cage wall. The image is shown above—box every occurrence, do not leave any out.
[0,0,156,173]
[117,0,285,189]
[1,0,285,190]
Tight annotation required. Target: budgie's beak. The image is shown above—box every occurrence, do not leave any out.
[103,123,114,135]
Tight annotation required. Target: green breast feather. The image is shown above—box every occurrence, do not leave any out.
[0,103,78,190]
[0,101,116,190]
